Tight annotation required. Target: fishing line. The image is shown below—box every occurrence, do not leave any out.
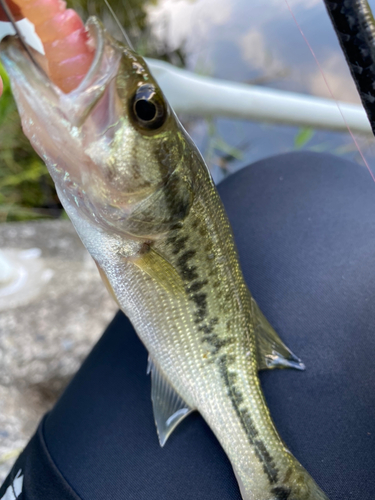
[104,0,134,50]
[284,0,375,184]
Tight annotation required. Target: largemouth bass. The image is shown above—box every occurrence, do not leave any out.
[0,18,329,500]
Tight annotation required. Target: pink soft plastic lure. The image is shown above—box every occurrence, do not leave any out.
[12,0,94,92]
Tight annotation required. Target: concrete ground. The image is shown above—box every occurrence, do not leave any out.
[0,221,117,483]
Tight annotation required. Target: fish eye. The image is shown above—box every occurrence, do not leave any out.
[131,84,167,130]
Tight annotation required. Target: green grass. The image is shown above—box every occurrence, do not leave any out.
[0,63,60,222]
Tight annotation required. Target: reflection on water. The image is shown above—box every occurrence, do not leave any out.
[145,0,375,182]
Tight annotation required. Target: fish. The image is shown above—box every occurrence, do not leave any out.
[0,12,330,500]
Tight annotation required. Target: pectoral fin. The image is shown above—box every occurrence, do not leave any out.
[133,248,185,296]
[251,298,305,371]
[148,357,194,447]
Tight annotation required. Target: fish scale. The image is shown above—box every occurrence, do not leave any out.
[0,15,329,500]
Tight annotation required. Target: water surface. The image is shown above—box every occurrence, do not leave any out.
[146,0,375,182]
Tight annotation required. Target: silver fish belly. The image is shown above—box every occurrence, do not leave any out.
[0,17,330,500]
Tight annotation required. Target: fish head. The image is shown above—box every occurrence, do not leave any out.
[0,17,197,239]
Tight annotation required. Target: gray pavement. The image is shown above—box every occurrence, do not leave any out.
[0,220,117,483]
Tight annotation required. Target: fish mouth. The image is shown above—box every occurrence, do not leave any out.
[0,17,132,228]
[0,16,122,124]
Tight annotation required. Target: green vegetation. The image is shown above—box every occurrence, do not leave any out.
[294,127,314,149]
[0,63,58,221]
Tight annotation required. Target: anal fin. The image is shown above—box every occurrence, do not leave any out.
[251,298,305,371]
[148,357,194,447]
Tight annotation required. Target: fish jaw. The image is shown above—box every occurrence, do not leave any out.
[0,17,122,229]
[0,16,193,239]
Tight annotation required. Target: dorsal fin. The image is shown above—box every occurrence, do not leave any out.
[148,357,194,447]
[251,298,305,371]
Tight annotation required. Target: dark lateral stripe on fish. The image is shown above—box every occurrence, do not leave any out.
[203,334,235,356]
[198,317,219,335]
[175,248,208,321]
[163,172,192,220]
[191,292,208,322]
[218,354,280,485]
[186,279,208,293]
[155,132,193,226]
[176,249,199,282]
[173,239,233,355]
[166,234,189,254]
[173,235,236,355]
[169,230,220,343]
[198,317,235,357]
[271,486,292,500]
